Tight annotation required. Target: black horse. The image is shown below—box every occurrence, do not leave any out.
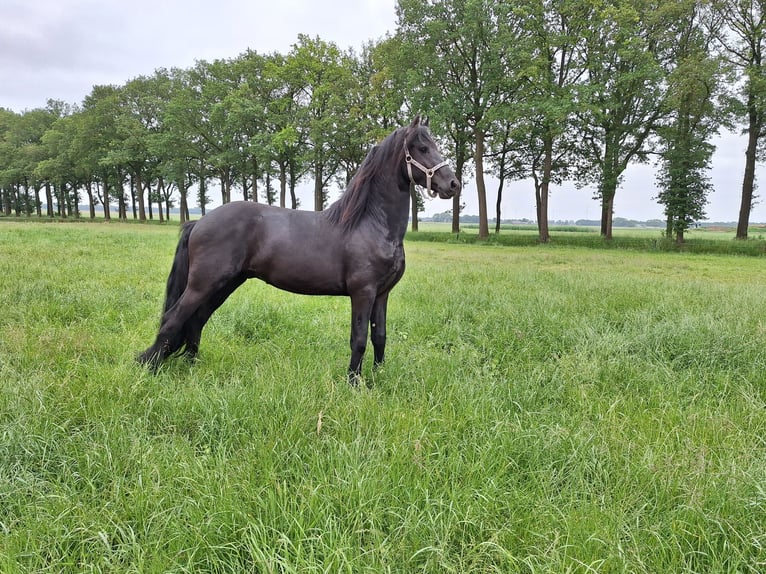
[138,116,460,382]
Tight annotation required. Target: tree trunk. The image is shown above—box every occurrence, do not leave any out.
[600,193,615,240]
[599,135,621,239]
[536,182,551,243]
[135,171,146,221]
[34,184,42,217]
[289,160,298,209]
[118,184,126,220]
[57,184,67,218]
[133,170,146,221]
[12,184,20,216]
[102,181,111,221]
[290,181,298,210]
[199,177,207,216]
[22,181,30,216]
[13,183,21,216]
[495,177,504,234]
[410,181,419,232]
[252,159,259,202]
[537,137,553,243]
[242,174,249,202]
[45,182,54,217]
[279,162,287,208]
[736,112,759,239]
[475,130,489,239]
[222,173,231,204]
[451,152,465,234]
[266,172,275,206]
[314,166,324,211]
[129,178,137,219]
[180,186,189,224]
[85,182,96,219]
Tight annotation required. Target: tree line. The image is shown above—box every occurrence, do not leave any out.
[1,0,764,242]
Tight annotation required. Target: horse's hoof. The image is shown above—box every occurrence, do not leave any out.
[348,372,362,388]
[136,350,161,373]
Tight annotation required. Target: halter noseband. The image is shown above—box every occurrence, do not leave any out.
[404,140,450,199]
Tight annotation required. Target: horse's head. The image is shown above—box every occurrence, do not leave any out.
[403,116,461,200]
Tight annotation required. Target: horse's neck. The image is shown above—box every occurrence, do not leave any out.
[381,181,412,243]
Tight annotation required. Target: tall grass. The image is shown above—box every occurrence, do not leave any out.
[1,221,765,572]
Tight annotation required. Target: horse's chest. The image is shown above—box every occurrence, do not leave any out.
[380,243,405,289]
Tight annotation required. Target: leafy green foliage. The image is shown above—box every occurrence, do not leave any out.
[0,1,757,239]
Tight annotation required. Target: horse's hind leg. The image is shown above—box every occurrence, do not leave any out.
[182,276,246,361]
[138,324,186,371]
[138,290,206,369]
[139,276,233,369]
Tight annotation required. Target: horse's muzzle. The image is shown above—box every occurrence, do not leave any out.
[437,176,461,199]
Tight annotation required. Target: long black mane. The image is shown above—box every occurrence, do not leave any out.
[324,128,404,231]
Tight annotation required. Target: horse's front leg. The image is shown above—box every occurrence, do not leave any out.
[348,290,375,386]
[370,292,389,368]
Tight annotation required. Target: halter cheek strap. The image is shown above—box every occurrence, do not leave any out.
[404,141,450,199]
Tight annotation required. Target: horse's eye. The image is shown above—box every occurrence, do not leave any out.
[419,146,428,153]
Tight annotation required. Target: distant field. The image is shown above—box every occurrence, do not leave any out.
[410,221,766,256]
[418,220,760,240]
[1,220,765,572]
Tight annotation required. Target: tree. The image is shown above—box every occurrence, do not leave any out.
[227,50,271,202]
[575,0,669,239]
[0,108,19,215]
[713,0,766,239]
[0,105,65,217]
[79,85,128,220]
[656,1,724,243]
[284,36,356,211]
[363,34,433,230]
[108,73,171,221]
[153,68,205,223]
[332,43,390,188]
[495,0,585,242]
[262,52,308,209]
[38,112,79,217]
[189,59,242,206]
[397,0,521,239]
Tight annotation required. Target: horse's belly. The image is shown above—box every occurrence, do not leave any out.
[250,258,347,296]
[262,274,346,296]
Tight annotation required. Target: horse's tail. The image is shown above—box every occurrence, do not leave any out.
[162,221,196,316]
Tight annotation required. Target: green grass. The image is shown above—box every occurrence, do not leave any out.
[1,221,766,572]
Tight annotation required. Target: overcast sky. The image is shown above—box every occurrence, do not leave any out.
[1,0,763,223]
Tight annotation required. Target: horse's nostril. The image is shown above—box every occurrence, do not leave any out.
[451,179,461,191]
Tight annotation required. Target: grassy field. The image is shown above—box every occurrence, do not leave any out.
[1,220,765,573]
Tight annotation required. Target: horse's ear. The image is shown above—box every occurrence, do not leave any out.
[410,115,421,129]
[423,116,429,127]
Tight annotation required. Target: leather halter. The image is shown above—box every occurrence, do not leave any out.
[404,140,450,198]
